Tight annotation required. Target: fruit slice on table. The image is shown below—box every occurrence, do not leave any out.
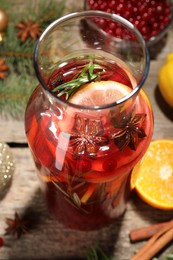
[69,80,131,106]
[131,139,173,210]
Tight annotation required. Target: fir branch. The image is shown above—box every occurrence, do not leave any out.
[0,51,32,58]
[0,0,66,58]
[0,0,68,119]
[34,0,66,28]
[52,62,103,100]
[0,58,37,119]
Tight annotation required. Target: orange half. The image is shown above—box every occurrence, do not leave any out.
[131,139,173,210]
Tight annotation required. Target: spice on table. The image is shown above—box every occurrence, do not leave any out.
[0,8,9,42]
[129,220,172,242]
[16,20,41,43]
[131,219,173,260]
[0,59,9,79]
[5,212,29,239]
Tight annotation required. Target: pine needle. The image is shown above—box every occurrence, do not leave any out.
[0,0,67,119]
[86,246,112,260]
[0,58,37,119]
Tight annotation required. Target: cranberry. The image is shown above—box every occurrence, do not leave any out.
[106,8,112,13]
[102,159,117,172]
[0,237,4,247]
[132,7,138,16]
[109,0,116,9]
[163,17,170,25]
[142,12,152,21]
[138,4,148,13]
[105,27,114,36]
[156,4,164,14]
[97,18,107,29]
[126,3,133,11]
[123,10,131,20]
[109,22,116,30]
[116,3,124,14]
[75,157,92,173]
[133,20,140,29]
[140,25,151,38]
[99,1,108,10]
[86,0,172,41]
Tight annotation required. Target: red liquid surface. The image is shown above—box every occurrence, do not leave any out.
[25,56,153,230]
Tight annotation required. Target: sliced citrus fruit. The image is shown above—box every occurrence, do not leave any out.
[80,184,96,204]
[62,80,132,131]
[131,139,173,210]
[69,80,131,106]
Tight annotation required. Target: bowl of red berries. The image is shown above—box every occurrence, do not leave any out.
[84,0,173,48]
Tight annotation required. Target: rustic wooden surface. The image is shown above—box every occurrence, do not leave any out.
[0,8,173,260]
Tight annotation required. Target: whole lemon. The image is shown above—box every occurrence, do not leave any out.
[158,52,173,108]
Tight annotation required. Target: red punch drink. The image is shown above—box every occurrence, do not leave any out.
[25,49,153,230]
[25,11,153,230]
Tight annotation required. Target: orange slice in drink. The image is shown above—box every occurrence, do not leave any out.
[69,80,131,106]
[131,139,173,210]
[61,80,132,132]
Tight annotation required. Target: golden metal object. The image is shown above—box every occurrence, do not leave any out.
[0,142,15,198]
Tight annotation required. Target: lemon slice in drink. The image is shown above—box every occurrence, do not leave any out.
[59,80,132,133]
[69,80,131,106]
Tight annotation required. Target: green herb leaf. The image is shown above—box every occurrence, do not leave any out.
[166,254,173,260]
[86,246,112,260]
[52,62,103,100]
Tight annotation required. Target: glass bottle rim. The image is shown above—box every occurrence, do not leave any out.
[33,10,150,111]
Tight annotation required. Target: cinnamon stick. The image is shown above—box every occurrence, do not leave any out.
[129,221,170,242]
[131,220,173,260]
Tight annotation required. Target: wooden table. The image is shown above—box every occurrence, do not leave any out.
[0,13,173,260]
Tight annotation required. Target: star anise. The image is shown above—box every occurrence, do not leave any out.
[111,110,147,151]
[5,212,29,239]
[16,20,41,42]
[0,59,9,79]
[68,114,109,158]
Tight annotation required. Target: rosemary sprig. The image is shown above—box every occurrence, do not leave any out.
[86,246,112,260]
[52,62,103,100]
